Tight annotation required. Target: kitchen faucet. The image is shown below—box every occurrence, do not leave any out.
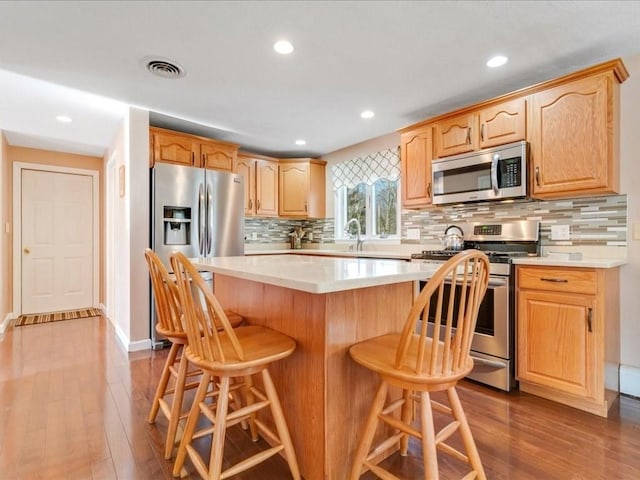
[344,218,364,252]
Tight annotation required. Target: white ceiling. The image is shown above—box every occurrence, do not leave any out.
[1,1,640,158]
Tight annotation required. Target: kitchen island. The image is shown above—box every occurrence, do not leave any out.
[192,254,439,480]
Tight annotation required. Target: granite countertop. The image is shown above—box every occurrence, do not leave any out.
[191,254,438,294]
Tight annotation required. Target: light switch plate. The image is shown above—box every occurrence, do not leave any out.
[550,224,570,240]
[633,223,640,240]
[251,232,258,240]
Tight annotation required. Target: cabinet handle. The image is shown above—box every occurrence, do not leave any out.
[257,199,261,210]
[202,153,206,167]
[587,307,593,333]
[192,152,195,165]
[248,198,253,210]
[535,166,541,187]
[466,127,471,145]
[304,201,308,212]
[540,277,568,283]
[427,182,431,197]
[480,124,485,142]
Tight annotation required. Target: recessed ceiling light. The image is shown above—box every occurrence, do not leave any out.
[361,110,375,119]
[274,40,294,55]
[295,139,306,146]
[486,55,508,68]
[56,115,72,123]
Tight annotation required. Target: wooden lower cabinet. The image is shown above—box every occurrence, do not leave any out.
[516,265,620,417]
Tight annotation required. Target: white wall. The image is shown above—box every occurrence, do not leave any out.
[619,53,640,395]
[105,106,150,351]
[0,131,11,333]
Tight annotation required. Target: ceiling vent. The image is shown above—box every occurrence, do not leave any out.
[144,57,186,79]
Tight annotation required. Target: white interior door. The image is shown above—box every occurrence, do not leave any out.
[21,169,94,314]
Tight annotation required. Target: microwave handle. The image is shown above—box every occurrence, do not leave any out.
[491,154,500,194]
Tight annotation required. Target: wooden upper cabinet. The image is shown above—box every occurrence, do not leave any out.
[434,113,478,158]
[278,158,326,218]
[479,98,526,149]
[400,125,433,208]
[150,127,239,171]
[234,155,256,216]
[528,72,620,198]
[255,159,279,216]
[150,129,198,166]
[235,154,279,217]
[434,99,526,158]
[200,141,236,171]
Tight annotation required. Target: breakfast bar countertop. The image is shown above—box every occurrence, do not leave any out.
[191,254,439,294]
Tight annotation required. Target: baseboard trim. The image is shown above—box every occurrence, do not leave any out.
[128,338,152,352]
[620,365,640,397]
[0,312,15,334]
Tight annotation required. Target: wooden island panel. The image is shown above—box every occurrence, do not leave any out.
[213,274,414,480]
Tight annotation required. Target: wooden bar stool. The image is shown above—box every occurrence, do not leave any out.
[170,252,300,480]
[145,248,244,461]
[349,250,490,480]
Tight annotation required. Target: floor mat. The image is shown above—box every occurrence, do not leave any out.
[15,308,103,326]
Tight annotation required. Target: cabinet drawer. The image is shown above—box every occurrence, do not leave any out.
[517,266,597,295]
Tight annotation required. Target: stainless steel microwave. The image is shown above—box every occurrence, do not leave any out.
[432,140,527,205]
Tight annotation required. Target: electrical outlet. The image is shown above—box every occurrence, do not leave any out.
[550,224,570,240]
[308,232,313,241]
[251,232,258,240]
[406,228,420,240]
[633,223,640,240]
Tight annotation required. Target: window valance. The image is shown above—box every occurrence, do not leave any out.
[331,147,400,191]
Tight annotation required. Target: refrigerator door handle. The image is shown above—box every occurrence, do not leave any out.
[206,183,213,255]
[198,183,205,255]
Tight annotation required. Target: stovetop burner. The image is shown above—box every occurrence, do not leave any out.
[410,249,536,263]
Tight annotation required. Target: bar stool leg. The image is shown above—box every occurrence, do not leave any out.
[400,388,413,455]
[447,387,486,480]
[172,372,212,477]
[164,346,188,459]
[261,369,301,480]
[209,376,231,479]
[420,391,439,480]
[148,342,180,423]
[349,381,389,480]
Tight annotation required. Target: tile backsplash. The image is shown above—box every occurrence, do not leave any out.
[401,194,627,247]
[245,194,627,248]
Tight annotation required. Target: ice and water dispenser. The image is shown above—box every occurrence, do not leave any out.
[163,206,191,246]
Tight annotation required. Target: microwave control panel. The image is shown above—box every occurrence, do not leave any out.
[499,157,521,187]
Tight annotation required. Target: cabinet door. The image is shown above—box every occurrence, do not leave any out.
[400,126,432,208]
[256,160,278,216]
[479,98,526,149]
[152,131,197,166]
[529,73,615,197]
[234,156,256,216]
[434,114,478,158]
[279,163,309,216]
[201,141,236,171]
[517,289,596,398]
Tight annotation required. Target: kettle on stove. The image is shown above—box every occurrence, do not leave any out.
[442,225,464,251]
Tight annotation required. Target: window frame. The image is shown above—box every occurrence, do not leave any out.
[334,179,401,242]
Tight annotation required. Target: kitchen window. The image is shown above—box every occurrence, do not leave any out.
[332,148,401,241]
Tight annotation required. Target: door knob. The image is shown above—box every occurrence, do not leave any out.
[23,247,30,254]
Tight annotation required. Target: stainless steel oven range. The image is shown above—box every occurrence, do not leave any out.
[410,220,540,391]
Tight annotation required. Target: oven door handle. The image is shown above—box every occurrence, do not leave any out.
[471,356,506,369]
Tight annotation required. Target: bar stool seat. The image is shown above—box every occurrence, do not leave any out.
[170,251,300,480]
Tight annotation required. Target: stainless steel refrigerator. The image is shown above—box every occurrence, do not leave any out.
[150,162,244,348]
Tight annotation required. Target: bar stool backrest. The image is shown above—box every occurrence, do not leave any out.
[396,250,490,377]
[170,252,245,364]
[145,248,184,336]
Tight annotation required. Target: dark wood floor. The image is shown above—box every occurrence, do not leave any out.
[1,316,639,479]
